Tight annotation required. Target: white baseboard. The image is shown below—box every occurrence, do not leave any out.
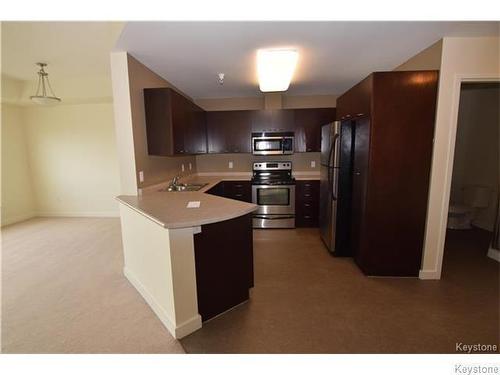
[36,211,119,218]
[123,267,201,339]
[419,269,441,280]
[0,211,36,227]
[487,248,500,262]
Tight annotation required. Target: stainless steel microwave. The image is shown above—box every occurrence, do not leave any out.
[251,132,294,155]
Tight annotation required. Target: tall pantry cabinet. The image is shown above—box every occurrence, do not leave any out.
[336,71,439,276]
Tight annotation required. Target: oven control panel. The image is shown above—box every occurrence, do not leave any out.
[253,162,292,171]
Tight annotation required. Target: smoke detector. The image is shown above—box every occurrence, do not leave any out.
[218,73,225,85]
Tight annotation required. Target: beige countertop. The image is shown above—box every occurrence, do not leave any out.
[117,171,320,229]
[117,175,257,229]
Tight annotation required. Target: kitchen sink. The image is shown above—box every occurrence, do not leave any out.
[160,183,208,192]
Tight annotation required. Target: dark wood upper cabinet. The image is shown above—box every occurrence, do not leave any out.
[144,88,335,155]
[337,70,439,277]
[294,108,336,152]
[144,87,206,156]
[336,75,373,121]
[251,110,295,132]
[206,110,252,153]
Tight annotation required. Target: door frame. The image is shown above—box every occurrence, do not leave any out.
[420,73,500,279]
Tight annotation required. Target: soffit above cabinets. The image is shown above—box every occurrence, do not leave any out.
[114,21,498,99]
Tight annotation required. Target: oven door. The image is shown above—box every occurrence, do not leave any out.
[252,185,295,215]
[252,137,284,155]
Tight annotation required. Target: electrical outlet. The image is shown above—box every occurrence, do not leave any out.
[229,161,234,169]
[181,164,185,172]
[189,163,192,170]
[139,170,144,182]
[311,161,316,168]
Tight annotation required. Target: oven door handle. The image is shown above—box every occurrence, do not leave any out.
[253,215,295,220]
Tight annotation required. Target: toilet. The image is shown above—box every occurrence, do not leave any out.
[447,185,491,230]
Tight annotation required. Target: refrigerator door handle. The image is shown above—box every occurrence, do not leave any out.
[328,133,339,194]
[332,168,338,201]
[330,134,340,201]
[329,134,339,168]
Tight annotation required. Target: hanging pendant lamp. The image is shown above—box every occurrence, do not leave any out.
[30,63,62,105]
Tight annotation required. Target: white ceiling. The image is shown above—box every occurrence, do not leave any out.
[2,22,124,81]
[115,21,499,98]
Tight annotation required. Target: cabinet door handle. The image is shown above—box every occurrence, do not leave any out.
[235,194,243,197]
[356,113,364,117]
[304,215,312,219]
[304,194,311,197]
[304,203,311,207]
[235,184,243,188]
[304,183,311,187]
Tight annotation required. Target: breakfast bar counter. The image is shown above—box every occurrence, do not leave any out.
[116,174,257,340]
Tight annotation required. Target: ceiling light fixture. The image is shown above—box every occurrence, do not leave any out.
[30,62,61,105]
[218,73,225,85]
[257,49,298,92]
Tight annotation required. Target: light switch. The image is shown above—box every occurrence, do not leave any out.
[181,164,185,172]
[311,161,316,168]
[229,161,234,169]
[139,170,144,182]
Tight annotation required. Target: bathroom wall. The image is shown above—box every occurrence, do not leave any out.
[450,83,500,231]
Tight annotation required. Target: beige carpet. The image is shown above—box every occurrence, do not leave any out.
[1,217,185,353]
[2,218,499,353]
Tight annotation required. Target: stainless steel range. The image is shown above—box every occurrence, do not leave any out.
[251,161,295,229]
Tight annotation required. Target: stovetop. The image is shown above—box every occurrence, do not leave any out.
[251,161,295,185]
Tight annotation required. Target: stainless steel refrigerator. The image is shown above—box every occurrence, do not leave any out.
[319,121,354,256]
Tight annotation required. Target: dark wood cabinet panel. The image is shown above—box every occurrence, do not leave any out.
[206,111,252,153]
[205,180,252,203]
[144,87,206,156]
[336,75,373,121]
[337,70,439,276]
[295,180,320,227]
[194,214,253,321]
[294,108,336,152]
[223,181,252,203]
[250,110,295,132]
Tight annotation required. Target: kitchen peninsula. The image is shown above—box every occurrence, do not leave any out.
[117,176,257,339]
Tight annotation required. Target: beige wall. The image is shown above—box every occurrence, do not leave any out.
[450,84,499,231]
[196,152,320,173]
[419,37,500,279]
[394,40,443,71]
[1,104,36,225]
[112,54,197,190]
[195,94,337,111]
[1,72,121,222]
[22,102,120,217]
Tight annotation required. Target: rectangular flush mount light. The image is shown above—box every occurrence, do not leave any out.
[257,49,298,92]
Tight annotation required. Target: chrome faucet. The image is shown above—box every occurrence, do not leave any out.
[167,174,182,191]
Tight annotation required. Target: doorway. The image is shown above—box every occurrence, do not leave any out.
[443,82,500,278]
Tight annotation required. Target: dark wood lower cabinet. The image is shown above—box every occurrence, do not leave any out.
[193,214,254,321]
[295,180,320,227]
[205,181,252,203]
